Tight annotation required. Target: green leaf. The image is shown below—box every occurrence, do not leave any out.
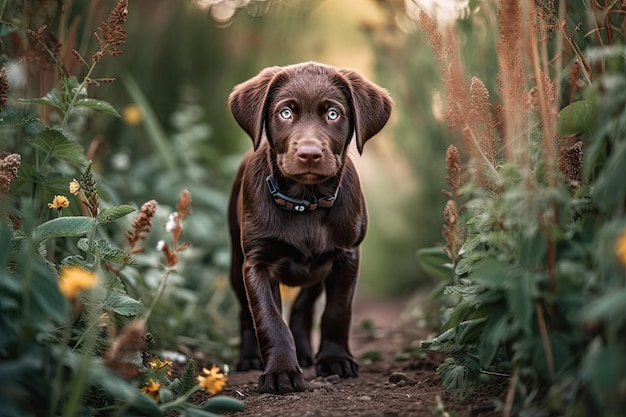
[33,216,96,243]
[441,301,474,332]
[181,407,221,417]
[416,247,454,281]
[75,98,121,118]
[438,358,469,392]
[170,359,196,396]
[159,388,175,404]
[519,231,546,268]
[21,87,67,112]
[97,205,136,225]
[0,105,40,128]
[97,240,135,265]
[103,290,143,316]
[78,238,135,265]
[27,259,69,324]
[479,311,512,367]
[591,139,626,213]
[456,318,487,345]
[31,127,86,166]
[578,288,626,325]
[581,343,625,408]
[436,355,480,401]
[420,319,485,354]
[201,396,245,413]
[470,258,511,289]
[559,100,595,136]
[90,365,161,416]
[59,255,86,266]
[0,222,11,268]
[506,272,533,335]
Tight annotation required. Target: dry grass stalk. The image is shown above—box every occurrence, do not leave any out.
[125,200,158,254]
[418,0,566,187]
[496,0,529,162]
[0,67,8,110]
[558,141,583,189]
[0,153,21,195]
[26,25,62,68]
[103,319,146,379]
[158,189,192,267]
[418,10,499,189]
[93,0,128,62]
[442,145,465,264]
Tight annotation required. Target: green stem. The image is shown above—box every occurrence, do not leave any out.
[142,268,172,322]
[49,324,72,417]
[85,221,97,264]
[63,314,98,417]
[71,311,100,352]
[121,73,177,172]
[60,62,97,130]
[158,386,201,412]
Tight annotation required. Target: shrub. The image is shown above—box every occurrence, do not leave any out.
[0,1,242,415]
[416,1,626,416]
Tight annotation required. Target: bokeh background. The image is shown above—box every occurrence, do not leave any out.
[3,0,461,361]
[94,0,452,297]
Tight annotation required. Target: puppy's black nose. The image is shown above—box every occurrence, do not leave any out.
[296,146,323,164]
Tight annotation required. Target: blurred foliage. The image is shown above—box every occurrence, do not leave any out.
[414,1,626,415]
[0,0,243,414]
[364,0,451,295]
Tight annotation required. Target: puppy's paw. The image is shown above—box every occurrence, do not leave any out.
[258,371,306,394]
[236,356,263,372]
[315,356,358,378]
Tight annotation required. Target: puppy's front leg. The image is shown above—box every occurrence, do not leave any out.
[315,247,359,378]
[243,259,305,394]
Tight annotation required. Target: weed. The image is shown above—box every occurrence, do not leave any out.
[416,1,626,415]
[0,1,242,415]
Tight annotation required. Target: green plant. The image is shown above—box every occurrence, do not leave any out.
[415,1,626,416]
[0,1,242,415]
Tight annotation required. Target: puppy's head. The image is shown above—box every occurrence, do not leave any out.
[229,62,392,185]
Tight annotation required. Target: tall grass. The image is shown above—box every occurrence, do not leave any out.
[416,0,626,415]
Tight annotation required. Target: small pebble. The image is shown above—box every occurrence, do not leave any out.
[325,374,341,384]
[388,372,417,386]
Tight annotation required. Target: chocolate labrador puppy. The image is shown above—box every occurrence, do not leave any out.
[228,62,392,394]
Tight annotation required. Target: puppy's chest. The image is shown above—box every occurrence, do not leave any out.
[269,213,354,254]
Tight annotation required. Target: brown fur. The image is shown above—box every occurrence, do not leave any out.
[228,62,392,394]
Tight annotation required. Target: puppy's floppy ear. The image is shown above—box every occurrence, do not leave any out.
[338,69,393,154]
[229,66,282,150]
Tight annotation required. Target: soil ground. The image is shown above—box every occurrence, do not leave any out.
[200,293,507,417]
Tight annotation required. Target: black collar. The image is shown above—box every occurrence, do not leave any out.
[265,175,339,212]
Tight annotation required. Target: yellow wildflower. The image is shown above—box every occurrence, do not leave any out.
[57,266,97,300]
[616,229,626,265]
[123,104,142,125]
[196,365,227,395]
[69,179,81,195]
[149,356,173,376]
[141,378,161,402]
[48,195,70,210]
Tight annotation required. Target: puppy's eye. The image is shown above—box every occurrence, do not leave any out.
[327,109,339,120]
[280,108,292,119]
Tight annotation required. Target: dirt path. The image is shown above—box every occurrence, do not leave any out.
[215,294,504,417]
